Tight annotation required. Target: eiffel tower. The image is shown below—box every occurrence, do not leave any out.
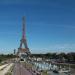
[18,17,30,57]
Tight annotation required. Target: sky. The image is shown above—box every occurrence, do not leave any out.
[0,0,75,54]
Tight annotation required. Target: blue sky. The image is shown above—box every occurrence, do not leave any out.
[0,0,75,54]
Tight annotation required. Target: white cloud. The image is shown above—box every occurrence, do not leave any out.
[48,44,75,52]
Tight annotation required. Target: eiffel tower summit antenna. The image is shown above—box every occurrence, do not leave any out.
[18,16,30,58]
[22,16,26,39]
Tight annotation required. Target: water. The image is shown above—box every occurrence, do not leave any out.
[32,62,71,75]
[47,71,70,75]
[34,62,58,70]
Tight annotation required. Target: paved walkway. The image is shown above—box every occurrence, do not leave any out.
[13,62,32,75]
[0,63,13,75]
[0,64,8,70]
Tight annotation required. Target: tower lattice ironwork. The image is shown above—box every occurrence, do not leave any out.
[18,17,30,56]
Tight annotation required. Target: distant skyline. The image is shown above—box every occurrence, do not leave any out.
[0,0,75,54]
